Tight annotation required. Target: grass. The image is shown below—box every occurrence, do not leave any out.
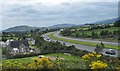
[46,53,82,61]
[48,32,119,50]
[2,53,86,69]
[2,53,82,64]
[45,53,86,69]
[70,27,119,42]
[75,27,119,36]
[2,56,35,64]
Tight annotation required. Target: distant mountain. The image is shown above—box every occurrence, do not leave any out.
[49,24,76,29]
[3,24,76,32]
[3,25,43,32]
[3,18,118,32]
[93,18,118,24]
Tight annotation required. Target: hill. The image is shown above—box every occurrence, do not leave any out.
[3,17,118,32]
[3,25,43,32]
[93,18,118,24]
[3,24,76,32]
[49,24,76,29]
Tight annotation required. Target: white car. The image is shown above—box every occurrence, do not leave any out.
[105,49,116,55]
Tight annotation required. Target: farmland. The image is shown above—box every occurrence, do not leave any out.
[60,26,120,42]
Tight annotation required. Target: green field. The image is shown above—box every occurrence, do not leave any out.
[3,53,86,69]
[63,27,119,42]
[75,27,119,36]
[2,56,35,64]
[48,32,119,50]
[45,53,86,69]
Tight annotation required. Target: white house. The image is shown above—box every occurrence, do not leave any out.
[8,40,30,55]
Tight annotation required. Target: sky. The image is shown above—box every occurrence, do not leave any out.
[0,0,119,30]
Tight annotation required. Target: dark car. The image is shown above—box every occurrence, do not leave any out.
[47,38,49,40]
[105,49,116,55]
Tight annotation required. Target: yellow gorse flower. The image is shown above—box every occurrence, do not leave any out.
[96,54,101,58]
[89,60,107,69]
[32,57,54,69]
[3,57,55,69]
[82,52,102,60]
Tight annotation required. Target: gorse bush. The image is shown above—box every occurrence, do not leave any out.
[82,52,101,60]
[89,60,107,69]
[82,52,108,69]
[2,53,120,70]
[27,57,55,69]
[2,57,59,70]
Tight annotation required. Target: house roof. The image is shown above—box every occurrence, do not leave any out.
[10,40,29,48]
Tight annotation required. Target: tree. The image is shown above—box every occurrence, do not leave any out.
[61,29,72,36]
[100,30,109,38]
[22,36,26,40]
[2,47,8,55]
[81,32,87,38]
[2,37,7,42]
[94,42,105,53]
[114,20,120,27]
[75,32,80,37]
[94,45,101,53]
[100,42,105,48]
[91,31,98,39]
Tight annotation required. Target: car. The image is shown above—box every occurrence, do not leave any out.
[105,49,116,55]
[47,38,49,40]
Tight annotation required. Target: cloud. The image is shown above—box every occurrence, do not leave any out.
[1,1,118,30]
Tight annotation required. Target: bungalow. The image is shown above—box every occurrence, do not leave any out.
[8,40,30,55]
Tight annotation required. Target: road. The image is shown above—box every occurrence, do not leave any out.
[42,31,119,57]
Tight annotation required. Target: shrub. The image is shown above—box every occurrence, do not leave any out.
[27,57,55,69]
[2,57,59,70]
[82,52,101,60]
[89,60,108,69]
[82,52,102,69]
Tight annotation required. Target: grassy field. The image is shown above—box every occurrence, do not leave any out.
[69,27,119,42]
[48,32,119,50]
[2,53,86,69]
[2,56,35,64]
[45,53,86,69]
[84,27,118,35]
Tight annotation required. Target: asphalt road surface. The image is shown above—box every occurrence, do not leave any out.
[42,31,119,57]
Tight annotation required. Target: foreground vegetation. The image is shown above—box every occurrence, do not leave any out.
[48,32,119,50]
[2,53,86,69]
[2,53,120,70]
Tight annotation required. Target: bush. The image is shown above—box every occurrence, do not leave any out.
[89,60,107,69]
[114,20,120,27]
[2,57,59,70]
